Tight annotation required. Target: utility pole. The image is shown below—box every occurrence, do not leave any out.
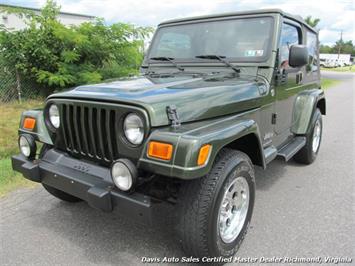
[337,30,343,59]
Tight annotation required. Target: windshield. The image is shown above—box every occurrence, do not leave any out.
[148,17,274,62]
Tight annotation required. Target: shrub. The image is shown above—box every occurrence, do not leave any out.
[0,0,153,96]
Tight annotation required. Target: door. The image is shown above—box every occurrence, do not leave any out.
[274,22,303,136]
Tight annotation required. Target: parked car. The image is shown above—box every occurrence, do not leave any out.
[322,59,337,68]
[12,9,325,260]
[320,58,326,67]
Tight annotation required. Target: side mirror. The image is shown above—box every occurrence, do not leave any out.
[289,45,308,68]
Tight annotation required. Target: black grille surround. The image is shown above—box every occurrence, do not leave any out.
[46,99,150,165]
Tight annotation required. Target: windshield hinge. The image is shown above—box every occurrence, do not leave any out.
[166,105,181,128]
[272,113,277,124]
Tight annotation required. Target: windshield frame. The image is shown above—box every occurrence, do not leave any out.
[146,15,275,64]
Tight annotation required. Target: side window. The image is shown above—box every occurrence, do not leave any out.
[279,23,300,68]
[306,31,318,72]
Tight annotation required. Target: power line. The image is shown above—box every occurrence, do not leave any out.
[337,30,343,59]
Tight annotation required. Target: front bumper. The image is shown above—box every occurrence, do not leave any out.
[11,149,152,223]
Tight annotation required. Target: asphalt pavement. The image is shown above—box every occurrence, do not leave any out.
[1,71,354,265]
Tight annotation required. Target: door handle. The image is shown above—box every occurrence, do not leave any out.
[296,72,303,84]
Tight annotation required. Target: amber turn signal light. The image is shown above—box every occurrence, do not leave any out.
[23,117,36,130]
[197,144,211,166]
[148,141,173,160]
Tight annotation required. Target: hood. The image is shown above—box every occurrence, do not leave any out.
[49,74,266,127]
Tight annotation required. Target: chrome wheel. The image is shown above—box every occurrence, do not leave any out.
[312,120,321,153]
[218,176,250,244]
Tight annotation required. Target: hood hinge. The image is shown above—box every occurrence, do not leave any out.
[166,105,181,128]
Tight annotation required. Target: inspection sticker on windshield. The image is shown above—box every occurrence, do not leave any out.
[245,50,264,56]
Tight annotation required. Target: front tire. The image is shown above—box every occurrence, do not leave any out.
[177,149,255,258]
[294,108,323,164]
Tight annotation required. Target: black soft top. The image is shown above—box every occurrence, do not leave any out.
[159,9,317,33]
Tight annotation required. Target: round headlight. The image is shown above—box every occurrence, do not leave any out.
[19,135,36,159]
[49,104,60,129]
[124,113,144,145]
[111,159,137,191]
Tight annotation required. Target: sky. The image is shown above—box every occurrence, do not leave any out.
[1,0,354,45]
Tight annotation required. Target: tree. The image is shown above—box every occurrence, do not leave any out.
[320,40,355,56]
[304,16,320,28]
[333,40,354,55]
[0,0,153,95]
[319,44,332,54]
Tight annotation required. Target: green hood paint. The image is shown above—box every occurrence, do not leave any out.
[48,75,265,127]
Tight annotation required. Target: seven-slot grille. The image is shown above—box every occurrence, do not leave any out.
[59,103,121,163]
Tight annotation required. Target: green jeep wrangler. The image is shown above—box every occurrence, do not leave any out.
[12,9,325,259]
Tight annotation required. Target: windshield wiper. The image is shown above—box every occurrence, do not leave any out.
[149,56,185,72]
[146,71,206,78]
[195,55,240,74]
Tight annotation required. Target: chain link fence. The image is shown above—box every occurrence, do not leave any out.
[0,62,40,103]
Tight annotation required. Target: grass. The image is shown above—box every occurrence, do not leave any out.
[321,66,355,72]
[0,158,37,196]
[321,78,342,90]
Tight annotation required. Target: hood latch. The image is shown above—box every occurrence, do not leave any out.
[166,105,181,128]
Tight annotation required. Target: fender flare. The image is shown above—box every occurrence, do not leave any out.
[291,89,326,135]
[138,114,265,179]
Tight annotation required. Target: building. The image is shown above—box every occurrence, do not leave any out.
[0,4,95,31]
